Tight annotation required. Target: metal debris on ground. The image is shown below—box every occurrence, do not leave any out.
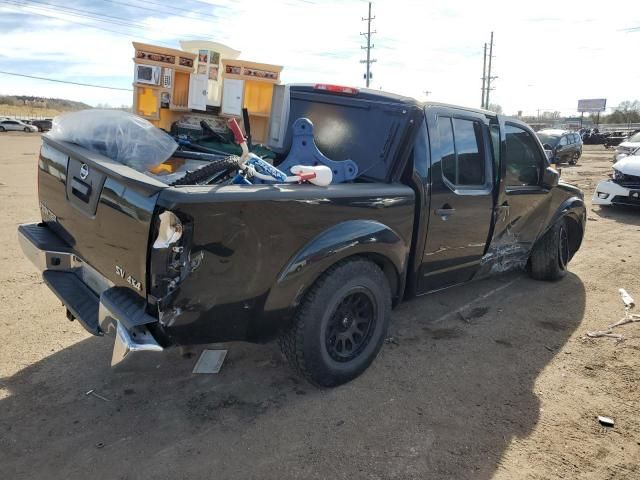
[192,349,227,374]
[586,288,640,340]
[619,288,635,308]
[85,389,110,402]
[597,416,615,427]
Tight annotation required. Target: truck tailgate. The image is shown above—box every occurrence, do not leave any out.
[37,135,166,298]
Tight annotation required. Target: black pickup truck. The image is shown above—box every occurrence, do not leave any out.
[18,85,586,386]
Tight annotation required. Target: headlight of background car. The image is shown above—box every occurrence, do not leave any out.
[612,169,623,182]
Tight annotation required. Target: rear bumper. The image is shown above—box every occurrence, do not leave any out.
[18,223,163,367]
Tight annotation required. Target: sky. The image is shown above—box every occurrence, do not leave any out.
[0,0,639,116]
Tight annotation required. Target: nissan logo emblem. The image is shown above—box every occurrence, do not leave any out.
[79,163,89,180]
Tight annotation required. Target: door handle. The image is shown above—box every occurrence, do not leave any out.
[435,206,455,219]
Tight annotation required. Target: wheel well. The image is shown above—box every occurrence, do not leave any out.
[565,216,583,259]
[353,253,401,305]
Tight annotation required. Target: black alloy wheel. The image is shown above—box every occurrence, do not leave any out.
[325,289,376,362]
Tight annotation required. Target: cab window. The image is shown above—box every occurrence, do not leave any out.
[559,136,568,146]
[438,116,486,187]
[504,124,545,188]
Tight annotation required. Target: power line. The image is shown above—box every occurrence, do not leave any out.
[100,0,225,23]
[0,70,133,91]
[359,1,376,88]
[0,0,212,42]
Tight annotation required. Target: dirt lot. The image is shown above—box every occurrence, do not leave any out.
[0,133,638,479]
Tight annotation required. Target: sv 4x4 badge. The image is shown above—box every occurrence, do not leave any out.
[115,265,142,291]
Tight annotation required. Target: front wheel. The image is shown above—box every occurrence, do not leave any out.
[0,126,5,132]
[24,127,30,132]
[279,258,391,387]
[529,218,570,281]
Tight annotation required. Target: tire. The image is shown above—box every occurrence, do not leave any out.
[279,258,392,387]
[24,127,30,132]
[0,126,5,132]
[529,218,570,281]
[569,152,579,165]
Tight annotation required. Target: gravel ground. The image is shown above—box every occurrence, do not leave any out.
[0,134,638,479]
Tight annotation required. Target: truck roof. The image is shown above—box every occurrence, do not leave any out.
[291,84,499,119]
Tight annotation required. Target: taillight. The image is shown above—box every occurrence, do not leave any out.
[314,84,359,95]
[153,211,183,249]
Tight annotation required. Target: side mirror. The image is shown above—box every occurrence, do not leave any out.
[542,166,560,189]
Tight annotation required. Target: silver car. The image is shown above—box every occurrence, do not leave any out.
[0,119,38,132]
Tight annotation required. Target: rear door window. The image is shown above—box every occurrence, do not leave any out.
[438,116,486,188]
[438,117,457,183]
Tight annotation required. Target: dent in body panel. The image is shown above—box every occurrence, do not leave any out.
[154,184,415,344]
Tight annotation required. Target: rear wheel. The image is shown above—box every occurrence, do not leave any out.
[0,126,5,132]
[279,258,391,387]
[569,152,579,165]
[529,218,570,281]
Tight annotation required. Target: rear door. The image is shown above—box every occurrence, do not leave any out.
[418,107,495,292]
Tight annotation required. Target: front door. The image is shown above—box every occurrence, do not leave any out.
[489,121,552,257]
[419,108,495,293]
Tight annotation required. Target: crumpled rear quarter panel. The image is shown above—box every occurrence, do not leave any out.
[154,183,415,344]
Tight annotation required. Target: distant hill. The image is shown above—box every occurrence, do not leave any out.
[0,95,91,111]
[0,95,93,119]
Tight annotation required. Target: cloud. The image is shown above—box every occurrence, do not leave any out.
[0,0,639,114]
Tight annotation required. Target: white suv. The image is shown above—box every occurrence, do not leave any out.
[614,131,640,161]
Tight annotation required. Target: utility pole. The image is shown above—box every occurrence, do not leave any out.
[360,2,376,88]
[481,42,487,108]
[485,32,496,108]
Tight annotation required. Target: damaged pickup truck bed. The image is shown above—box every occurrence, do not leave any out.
[19,85,586,386]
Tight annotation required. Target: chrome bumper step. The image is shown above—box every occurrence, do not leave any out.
[18,222,164,367]
[43,270,100,335]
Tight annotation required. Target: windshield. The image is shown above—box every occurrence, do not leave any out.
[537,133,560,148]
[627,132,640,143]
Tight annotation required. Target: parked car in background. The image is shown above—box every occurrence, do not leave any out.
[537,129,582,165]
[613,131,640,160]
[593,154,640,207]
[0,119,38,132]
[582,128,606,145]
[603,131,629,148]
[30,119,53,132]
